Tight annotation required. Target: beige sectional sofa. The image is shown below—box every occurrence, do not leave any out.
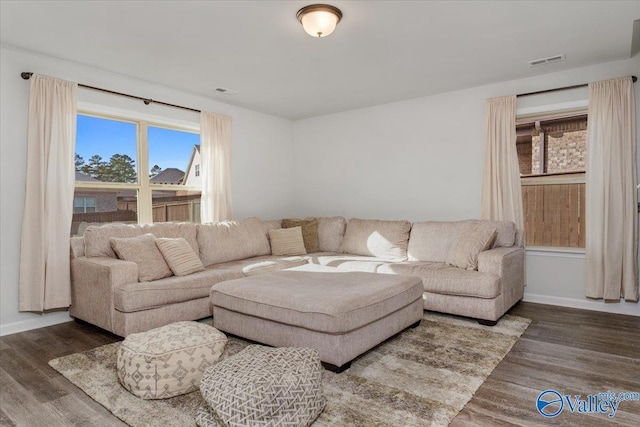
[69,216,524,337]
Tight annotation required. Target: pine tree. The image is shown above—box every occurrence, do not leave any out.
[104,154,137,183]
[75,153,84,171]
[150,164,162,178]
[81,154,107,179]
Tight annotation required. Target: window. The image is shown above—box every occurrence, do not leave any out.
[195,164,200,177]
[73,197,96,213]
[72,113,201,236]
[516,113,587,248]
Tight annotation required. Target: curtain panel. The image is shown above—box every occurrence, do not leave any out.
[586,76,638,302]
[481,95,525,231]
[19,74,77,312]
[200,111,233,223]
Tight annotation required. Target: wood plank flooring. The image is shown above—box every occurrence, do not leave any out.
[1,302,638,426]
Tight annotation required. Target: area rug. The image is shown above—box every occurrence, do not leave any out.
[49,312,530,426]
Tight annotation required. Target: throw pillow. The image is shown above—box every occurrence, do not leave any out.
[155,237,205,276]
[282,218,320,253]
[110,234,173,282]
[269,227,307,256]
[445,223,497,270]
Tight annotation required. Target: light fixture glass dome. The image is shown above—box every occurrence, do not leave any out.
[297,4,342,38]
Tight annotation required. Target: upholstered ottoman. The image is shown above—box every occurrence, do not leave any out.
[197,345,325,427]
[210,264,423,371]
[117,321,227,399]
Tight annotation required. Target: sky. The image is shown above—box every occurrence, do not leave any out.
[75,114,200,174]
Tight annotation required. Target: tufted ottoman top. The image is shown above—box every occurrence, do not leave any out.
[117,321,227,399]
[198,345,325,427]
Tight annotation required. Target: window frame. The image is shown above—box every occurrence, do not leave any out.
[516,105,588,250]
[74,109,201,224]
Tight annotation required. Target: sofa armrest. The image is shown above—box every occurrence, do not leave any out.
[70,237,85,259]
[478,246,525,314]
[70,256,138,333]
[477,247,522,276]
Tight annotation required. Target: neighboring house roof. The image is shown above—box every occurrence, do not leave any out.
[150,168,185,184]
[75,171,100,182]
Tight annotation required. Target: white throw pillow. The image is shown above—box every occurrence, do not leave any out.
[446,223,497,270]
[269,227,307,256]
[156,237,205,276]
[110,234,173,282]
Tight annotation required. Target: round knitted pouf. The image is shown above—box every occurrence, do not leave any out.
[117,321,227,399]
[197,345,325,427]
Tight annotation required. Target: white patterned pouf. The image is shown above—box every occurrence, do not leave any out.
[117,321,228,399]
[197,345,325,427]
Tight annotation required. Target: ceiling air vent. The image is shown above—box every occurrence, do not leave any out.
[528,54,566,67]
[213,87,239,96]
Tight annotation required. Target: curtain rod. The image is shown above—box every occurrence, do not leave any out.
[517,75,637,98]
[20,72,201,114]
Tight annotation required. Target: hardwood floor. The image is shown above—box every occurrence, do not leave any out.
[1,302,638,426]
[453,303,640,427]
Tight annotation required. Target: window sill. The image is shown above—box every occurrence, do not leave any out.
[525,246,585,258]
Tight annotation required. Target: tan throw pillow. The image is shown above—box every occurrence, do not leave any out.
[446,223,497,270]
[281,218,320,253]
[269,227,307,256]
[110,234,173,282]
[156,237,205,276]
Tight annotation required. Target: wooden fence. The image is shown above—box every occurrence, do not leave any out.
[117,197,201,223]
[153,199,201,223]
[522,180,585,247]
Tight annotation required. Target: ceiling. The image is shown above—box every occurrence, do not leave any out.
[1,1,639,120]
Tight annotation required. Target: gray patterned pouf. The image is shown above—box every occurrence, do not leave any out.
[117,321,228,399]
[197,345,325,427]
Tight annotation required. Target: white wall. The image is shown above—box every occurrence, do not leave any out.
[0,46,295,335]
[292,56,640,316]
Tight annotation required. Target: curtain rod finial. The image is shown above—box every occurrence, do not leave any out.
[632,76,637,83]
[21,72,33,80]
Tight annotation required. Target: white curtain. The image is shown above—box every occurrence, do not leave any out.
[200,111,233,223]
[481,95,524,231]
[19,74,77,311]
[586,76,638,302]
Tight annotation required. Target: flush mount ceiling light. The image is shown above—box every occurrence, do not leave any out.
[296,4,342,38]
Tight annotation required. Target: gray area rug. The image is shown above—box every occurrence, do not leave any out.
[49,312,530,426]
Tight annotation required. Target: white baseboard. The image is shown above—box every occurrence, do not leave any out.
[0,311,73,337]
[523,293,640,317]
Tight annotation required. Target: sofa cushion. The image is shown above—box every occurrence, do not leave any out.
[446,222,497,270]
[422,267,500,299]
[282,218,319,252]
[307,254,390,273]
[377,261,448,276]
[197,217,271,267]
[269,227,307,256]
[114,268,243,313]
[156,237,205,276]
[474,219,516,248]
[84,222,199,259]
[261,219,282,237]
[339,218,411,261]
[207,255,308,276]
[110,234,173,282]
[311,216,346,252]
[407,221,470,262]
